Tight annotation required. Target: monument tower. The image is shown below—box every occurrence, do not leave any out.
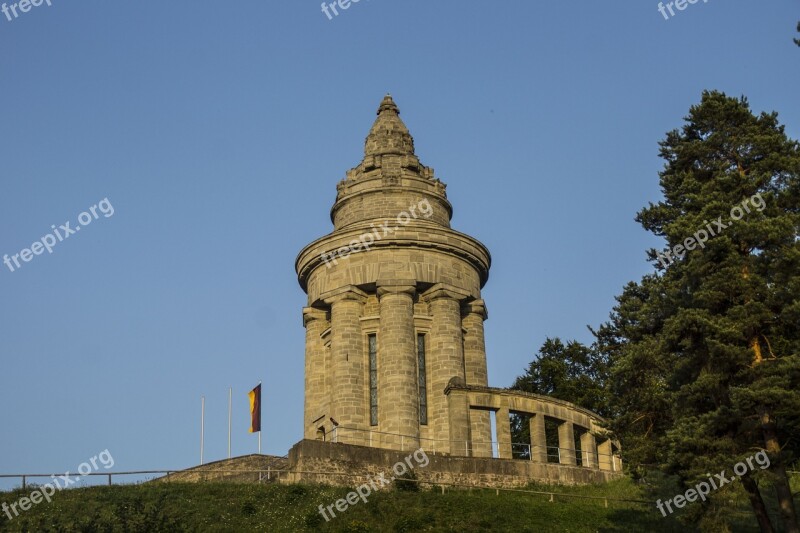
[296,95,493,454]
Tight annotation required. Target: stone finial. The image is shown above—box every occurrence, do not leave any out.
[377,94,400,115]
[364,94,416,157]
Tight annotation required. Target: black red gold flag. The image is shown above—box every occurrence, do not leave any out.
[248,384,261,433]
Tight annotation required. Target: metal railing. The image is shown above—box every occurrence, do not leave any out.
[0,469,651,508]
[330,426,620,471]
[0,468,291,491]
[2,465,792,494]
[0,471,172,490]
[510,443,617,470]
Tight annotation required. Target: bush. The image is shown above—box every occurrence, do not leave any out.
[241,501,257,516]
[305,509,324,529]
[394,469,419,492]
[343,519,370,532]
[394,515,424,532]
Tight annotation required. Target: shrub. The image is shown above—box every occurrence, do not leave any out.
[394,470,419,492]
[394,515,424,532]
[304,509,324,529]
[241,501,257,516]
[343,519,370,532]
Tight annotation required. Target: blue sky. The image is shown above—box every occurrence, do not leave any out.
[1,1,798,485]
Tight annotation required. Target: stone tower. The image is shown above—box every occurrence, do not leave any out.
[296,95,492,454]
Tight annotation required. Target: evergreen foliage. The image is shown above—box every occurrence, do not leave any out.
[601,91,800,532]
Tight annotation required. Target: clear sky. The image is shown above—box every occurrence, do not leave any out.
[1,1,798,485]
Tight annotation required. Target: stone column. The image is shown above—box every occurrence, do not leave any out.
[377,281,419,451]
[557,421,577,466]
[462,299,489,385]
[580,432,598,468]
[446,385,471,457]
[324,286,367,446]
[303,307,329,440]
[597,439,613,471]
[529,414,548,463]
[425,284,468,455]
[462,299,491,457]
[496,406,513,459]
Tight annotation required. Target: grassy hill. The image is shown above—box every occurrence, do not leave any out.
[0,477,710,533]
[2,463,797,532]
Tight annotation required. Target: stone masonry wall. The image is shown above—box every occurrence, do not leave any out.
[283,440,623,489]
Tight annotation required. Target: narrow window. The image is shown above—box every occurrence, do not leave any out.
[369,334,378,426]
[417,333,428,425]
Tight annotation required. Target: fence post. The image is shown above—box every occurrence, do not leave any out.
[22,475,26,490]
[108,474,112,486]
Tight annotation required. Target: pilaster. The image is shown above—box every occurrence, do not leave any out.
[323,286,368,446]
[303,307,330,439]
[496,406,513,460]
[376,280,419,450]
[446,384,472,457]
[530,413,549,463]
[580,432,598,468]
[462,299,491,457]
[558,421,577,466]
[597,439,613,471]
[423,284,470,454]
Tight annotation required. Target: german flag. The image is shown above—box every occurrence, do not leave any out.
[248,384,261,433]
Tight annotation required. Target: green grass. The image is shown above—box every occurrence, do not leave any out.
[0,475,792,532]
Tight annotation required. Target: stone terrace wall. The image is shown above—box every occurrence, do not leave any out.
[282,440,623,489]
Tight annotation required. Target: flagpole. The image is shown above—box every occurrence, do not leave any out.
[200,396,205,465]
[258,381,262,455]
[228,387,232,459]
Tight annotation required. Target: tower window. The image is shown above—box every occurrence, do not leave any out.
[369,334,378,426]
[417,333,428,425]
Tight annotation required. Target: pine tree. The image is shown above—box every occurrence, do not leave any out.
[603,91,800,531]
[511,338,610,416]
[594,276,675,472]
[509,338,611,457]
